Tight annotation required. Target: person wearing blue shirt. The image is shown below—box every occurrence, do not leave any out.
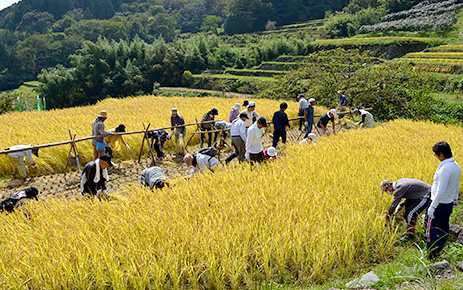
[337,90,349,119]
[304,98,315,138]
[272,102,290,148]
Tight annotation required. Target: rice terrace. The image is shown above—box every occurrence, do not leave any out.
[2,0,463,289]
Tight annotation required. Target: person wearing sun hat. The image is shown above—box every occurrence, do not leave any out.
[80,153,114,197]
[92,110,113,160]
[316,109,337,136]
[229,103,241,122]
[380,178,431,242]
[240,101,259,128]
[263,146,278,161]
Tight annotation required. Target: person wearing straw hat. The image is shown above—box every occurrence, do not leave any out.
[183,151,218,177]
[170,108,186,157]
[105,124,131,157]
[316,109,337,136]
[297,94,308,131]
[304,98,315,137]
[92,110,113,160]
[80,154,115,197]
[229,103,241,122]
[380,178,431,242]
[263,146,278,161]
[245,117,268,165]
[353,108,374,128]
[5,145,39,182]
[240,101,259,128]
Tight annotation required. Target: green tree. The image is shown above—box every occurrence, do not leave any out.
[200,15,222,34]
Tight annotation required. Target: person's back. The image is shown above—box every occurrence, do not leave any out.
[272,110,289,132]
[141,167,167,189]
[1,187,38,213]
[193,153,218,174]
[360,110,374,127]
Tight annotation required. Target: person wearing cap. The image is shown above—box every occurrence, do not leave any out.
[5,145,39,182]
[225,112,248,164]
[263,146,278,161]
[426,141,461,259]
[246,117,268,165]
[337,90,349,119]
[148,129,171,160]
[272,102,290,148]
[0,186,39,213]
[229,103,241,122]
[80,153,114,197]
[380,178,431,242]
[242,100,249,108]
[141,166,168,190]
[92,110,113,160]
[299,133,317,145]
[304,98,316,137]
[170,108,186,156]
[183,152,219,176]
[240,101,259,128]
[200,108,219,148]
[105,124,131,157]
[316,109,337,136]
[297,94,308,131]
[353,109,374,128]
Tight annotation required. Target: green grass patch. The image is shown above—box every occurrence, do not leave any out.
[192,74,274,82]
[431,92,463,104]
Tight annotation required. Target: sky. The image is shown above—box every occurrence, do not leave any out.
[0,0,19,11]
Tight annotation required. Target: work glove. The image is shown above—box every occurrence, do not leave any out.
[325,129,330,135]
[427,206,436,219]
[245,153,250,160]
[304,121,308,127]
[126,144,131,150]
[103,190,108,195]
[96,189,102,196]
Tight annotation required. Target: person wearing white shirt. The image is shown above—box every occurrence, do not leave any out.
[426,141,461,259]
[240,101,259,128]
[6,145,39,181]
[353,109,374,128]
[245,117,268,165]
[183,152,218,176]
[297,94,308,130]
[226,113,248,163]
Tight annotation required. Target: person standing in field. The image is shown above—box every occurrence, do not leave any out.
[316,109,337,136]
[200,108,219,148]
[272,102,290,148]
[229,103,241,122]
[225,112,248,164]
[92,110,113,160]
[304,98,316,138]
[148,129,171,160]
[80,153,114,197]
[380,178,431,242]
[297,94,308,131]
[240,101,259,128]
[5,145,39,182]
[337,90,349,119]
[353,109,374,128]
[170,108,186,157]
[104,124,131,157]
[426,141,461,260]
[246,117,268,165]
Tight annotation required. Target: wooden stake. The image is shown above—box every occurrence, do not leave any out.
[143,122,156,166]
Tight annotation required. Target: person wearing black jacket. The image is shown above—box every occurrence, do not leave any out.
[272,102,290,148]
[80,154,114,197]
[0,187,38,213]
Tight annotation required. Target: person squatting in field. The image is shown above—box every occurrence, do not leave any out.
[141,166,168,189]
[0,187,38,213]
[380,178,431,242]
[80,154,114,197]
[6,145,39,182]
[316,109,337,136]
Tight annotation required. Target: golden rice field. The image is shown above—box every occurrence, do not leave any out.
[314,36,435,45]
[404,52,463,59]
[0,96,304,177]
[396,58,463,66]
[0,119,461,289]
[427,44,463,52]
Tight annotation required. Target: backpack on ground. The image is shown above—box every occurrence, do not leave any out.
[197,147,217,158]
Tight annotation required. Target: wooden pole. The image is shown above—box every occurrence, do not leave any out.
[138,123,150,163]
[143,122,157,167]
[69,130,82,174]
[184,117,201,150]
